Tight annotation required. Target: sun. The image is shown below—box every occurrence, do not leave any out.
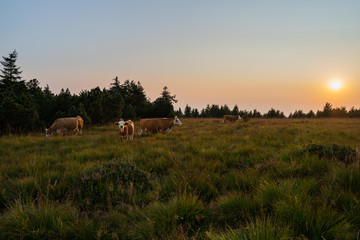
[329,79,343,91]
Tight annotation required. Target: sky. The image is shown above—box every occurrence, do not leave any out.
[1,0,360,115]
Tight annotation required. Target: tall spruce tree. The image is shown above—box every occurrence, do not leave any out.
[0,50,38,133]
[152,86,177,117]
[0,50,22,84]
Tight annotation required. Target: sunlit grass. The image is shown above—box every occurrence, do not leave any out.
[0,118,359,238]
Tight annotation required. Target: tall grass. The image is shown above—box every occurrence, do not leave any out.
[0,200,102,240]
[0,118,359,238]
[207,217,293,240]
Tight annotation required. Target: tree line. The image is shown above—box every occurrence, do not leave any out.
[1,50,359,134]
[176,102,360,119]
[0,51,177,134]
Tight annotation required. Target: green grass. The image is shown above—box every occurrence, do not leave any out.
[0,118,360,239]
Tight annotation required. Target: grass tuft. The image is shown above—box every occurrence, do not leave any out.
[207,217,292,240]
[131,193,205,239]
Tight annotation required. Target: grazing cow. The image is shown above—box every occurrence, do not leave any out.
[223,115,241,123]
[138,116,182,135]
[115,119,134,140]
[45,116,84,137]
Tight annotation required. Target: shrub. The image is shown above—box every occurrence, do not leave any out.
[300,144,356,165]
[72,162,151,210]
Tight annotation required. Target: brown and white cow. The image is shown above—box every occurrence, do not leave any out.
[45,116,84,137]
[115,119,134,140]
[138,116,182,135]
[223,115,241,123]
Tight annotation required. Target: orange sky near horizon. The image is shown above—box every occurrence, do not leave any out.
[2,1,360,115]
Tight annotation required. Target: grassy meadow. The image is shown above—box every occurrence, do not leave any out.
[0,118,360,239]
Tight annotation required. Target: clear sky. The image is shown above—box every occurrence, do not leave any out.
[1,0,359,114]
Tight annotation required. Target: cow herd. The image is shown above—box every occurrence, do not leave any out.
[45,115,241,139]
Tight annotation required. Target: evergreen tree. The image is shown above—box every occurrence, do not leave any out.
[0,51,38,133]
[0,50,22,84]
[191,108,199,117]
[152,86,177,117]
[54,88,74,118]
[291,110,306,118]
[306,110,315,118]
[232,105,239,115]
[184,105,192,118]
[220,104,231,116]
[41,85,56,125]
[77,103,91,124]
[209,104,220,117]
[79,87,104,124]
[332,106,347,118]
[322,102,333,117]
[123,104,136,120]
[174,108,183,117]
[118,79,150,118]
[348,107,360,118]
[252,109,262,118]
[264,108,285,118]
[104,83,125,122]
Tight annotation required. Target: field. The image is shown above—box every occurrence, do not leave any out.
[0,118,360,239]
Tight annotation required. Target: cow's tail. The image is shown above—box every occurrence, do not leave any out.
[73,120,80,135]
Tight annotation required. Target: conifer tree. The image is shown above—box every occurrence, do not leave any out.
[0,50,22,83]
[0,50,38,133]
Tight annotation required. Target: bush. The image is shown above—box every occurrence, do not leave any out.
[299,144,357,164]
[72,162,151,210]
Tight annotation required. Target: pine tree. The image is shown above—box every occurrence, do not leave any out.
[0,50,22,84]
[184,105,192,118]
[0,51,38,133]
[232,105,239,115]
[152,86,177,117]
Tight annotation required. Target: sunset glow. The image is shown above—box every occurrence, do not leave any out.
[330,80,343,91]
[1,1,360,114]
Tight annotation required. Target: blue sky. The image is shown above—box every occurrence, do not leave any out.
[1,1,360,114]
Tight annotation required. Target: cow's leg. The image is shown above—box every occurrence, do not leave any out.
[74,127,79,136]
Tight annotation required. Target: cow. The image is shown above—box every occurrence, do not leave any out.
[223,115,241,123]
[138,116,182,135]
[45,116,84,137]
[115,119,134,140]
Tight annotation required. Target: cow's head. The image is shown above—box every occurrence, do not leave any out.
[116,120,126,133]
[45,128,53,137]
[238,115,242,120]
[174,116,182,126]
